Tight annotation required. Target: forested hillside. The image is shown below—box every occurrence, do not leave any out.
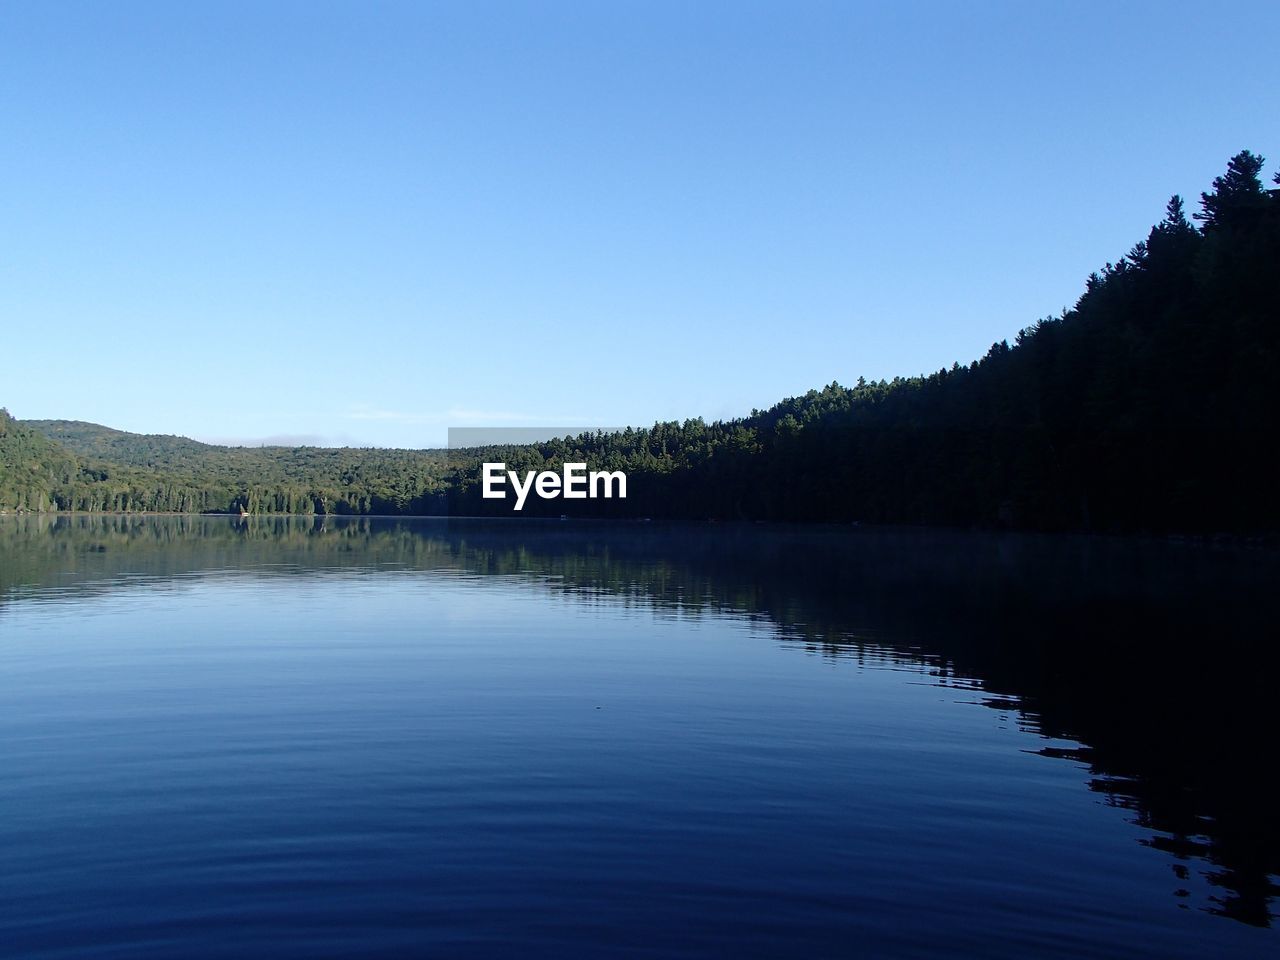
[3,151,1277,533]
[22,419,451,515]
[454,151,1280,533]
[0,416,450,515]
[26,420,221,468]
[0,412,79,513]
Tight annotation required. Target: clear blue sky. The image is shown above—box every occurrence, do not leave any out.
[2,2,1276,447]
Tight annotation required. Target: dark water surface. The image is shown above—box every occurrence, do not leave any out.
[1,516,1276,958]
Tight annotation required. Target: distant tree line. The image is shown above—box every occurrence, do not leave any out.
[3,151,1277,534]
[2,416,452,516]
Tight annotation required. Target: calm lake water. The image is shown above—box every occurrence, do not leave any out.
[1,516,1276,958]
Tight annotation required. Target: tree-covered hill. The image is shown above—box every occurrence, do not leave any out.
[19,419,452,514]
[1,414,451,515]
[0,411,80,512]
[25,419,220,469]
[448,150,1280,533]
[4,151,1277,534]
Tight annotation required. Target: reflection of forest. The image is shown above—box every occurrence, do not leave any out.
[3,515,1276,926]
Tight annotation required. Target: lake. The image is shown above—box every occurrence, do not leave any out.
[1,516,1276,958]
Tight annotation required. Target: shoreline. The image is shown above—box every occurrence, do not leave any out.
[1,510,1274,549]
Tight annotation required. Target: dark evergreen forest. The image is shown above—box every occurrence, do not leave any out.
[3,152,1277,534]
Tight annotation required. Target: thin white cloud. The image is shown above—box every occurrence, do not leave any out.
[344,405,593,425]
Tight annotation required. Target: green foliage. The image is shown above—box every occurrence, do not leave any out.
[448,150,1280,533]
[0,410,79,513]
[2,416,450,516]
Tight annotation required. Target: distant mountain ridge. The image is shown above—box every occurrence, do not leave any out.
[2,411,451,515]
[24,419,220,469]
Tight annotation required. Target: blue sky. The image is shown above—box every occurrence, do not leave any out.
[2,2,1276,447]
